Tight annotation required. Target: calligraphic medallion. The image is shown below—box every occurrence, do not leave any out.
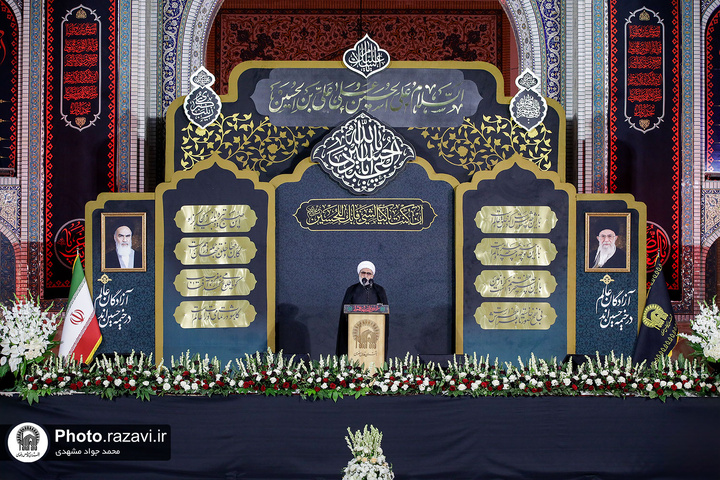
[509,69,547,132]
[173,268,257,297]
[174,300,257,328]
[343,34,390,78]
[312,112,415,194]
[174,205,257,233]
[475,270,557,298]
[475,206,557,234]
[474,302,556,330]
[474,238,557,266]
[174,237,257,265]
[183,66,222,129]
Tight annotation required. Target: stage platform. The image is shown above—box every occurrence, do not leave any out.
[1,393,719,479]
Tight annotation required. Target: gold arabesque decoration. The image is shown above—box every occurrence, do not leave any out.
[180,113,327,172]
[412,116,553,174]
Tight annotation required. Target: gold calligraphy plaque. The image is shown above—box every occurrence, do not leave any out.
[474,302,557,330]
[474,238,557,266]
[475,270,557,298]
[174,300,257,328]
[173,268,257,297]
[174,237,257,265]
[174,205,257,233]
[475,206,558,234]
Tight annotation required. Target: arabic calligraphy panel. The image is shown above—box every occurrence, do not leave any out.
[173,237,257,265]
[474,238,558,266]
[475,206,558,234]
[173,268,257,297]
[174,300,257,328]
[252,68,481,128]
[474,302,557,330]
[475,270,557,298]
[174,205,257,233]
[294,198,436,231]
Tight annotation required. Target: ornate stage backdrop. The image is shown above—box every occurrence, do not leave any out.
[84,57,648,365]
[44,0,118,299]
[608,0,681,298]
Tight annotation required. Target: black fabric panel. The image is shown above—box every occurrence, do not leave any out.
[1,394,719,479]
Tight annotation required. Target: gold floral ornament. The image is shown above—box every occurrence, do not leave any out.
[412,116,553,174]
[180,113,328,172]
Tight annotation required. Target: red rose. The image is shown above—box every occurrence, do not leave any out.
[671,385,677,391]
[329,383,337,389]
[45,378,52,385]
[496,384,503,391]
[695,385,701,392]
[124,383,131,389]
[202,384,209,390]
[449,385,456,391]
[572,384,578,391]
[130,386,137,391]
[32,384,38,390]
[314,386,321,392]
[70,383,78,390]
[260,385,266,392]
[656,388,664,396]
[282,382,290,389]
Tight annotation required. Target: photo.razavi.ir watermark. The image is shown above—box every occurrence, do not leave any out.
[3,423,171,462]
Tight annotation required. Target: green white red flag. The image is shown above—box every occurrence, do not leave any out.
[59,253,102,362]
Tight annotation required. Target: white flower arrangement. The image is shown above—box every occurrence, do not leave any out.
[0,295,61,380]
[680,299,720,362]
[342,425,394,480]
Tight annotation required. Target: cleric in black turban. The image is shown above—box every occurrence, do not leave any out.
[336,261,389,357]
[591,217,627,269]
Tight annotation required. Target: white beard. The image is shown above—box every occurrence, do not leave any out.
[116,242,132,256]
[593,243,616,268]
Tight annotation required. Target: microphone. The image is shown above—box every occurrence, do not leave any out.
[361,277,369,286]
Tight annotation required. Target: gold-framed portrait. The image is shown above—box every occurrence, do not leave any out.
[101,212,147,272]
[585,212,631,273]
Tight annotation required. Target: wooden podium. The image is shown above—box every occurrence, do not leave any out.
[343,304,389,372]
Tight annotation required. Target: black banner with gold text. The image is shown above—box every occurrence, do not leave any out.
[45,1,117,298]
[608,0,680,298]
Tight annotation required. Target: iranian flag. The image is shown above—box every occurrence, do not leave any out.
[59,254,102,362]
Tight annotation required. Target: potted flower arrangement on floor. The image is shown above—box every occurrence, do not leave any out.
[342,424,394,480]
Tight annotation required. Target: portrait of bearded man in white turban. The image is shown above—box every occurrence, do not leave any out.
[103,217,144,271]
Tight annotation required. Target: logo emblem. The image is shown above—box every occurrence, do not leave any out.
[343,35,390,78]
[70,309,85,325]
[642,304,668,330]
[352,319,381,350]
[7,423,49,463]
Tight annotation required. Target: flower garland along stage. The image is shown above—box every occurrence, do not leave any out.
[9,349,719,405]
